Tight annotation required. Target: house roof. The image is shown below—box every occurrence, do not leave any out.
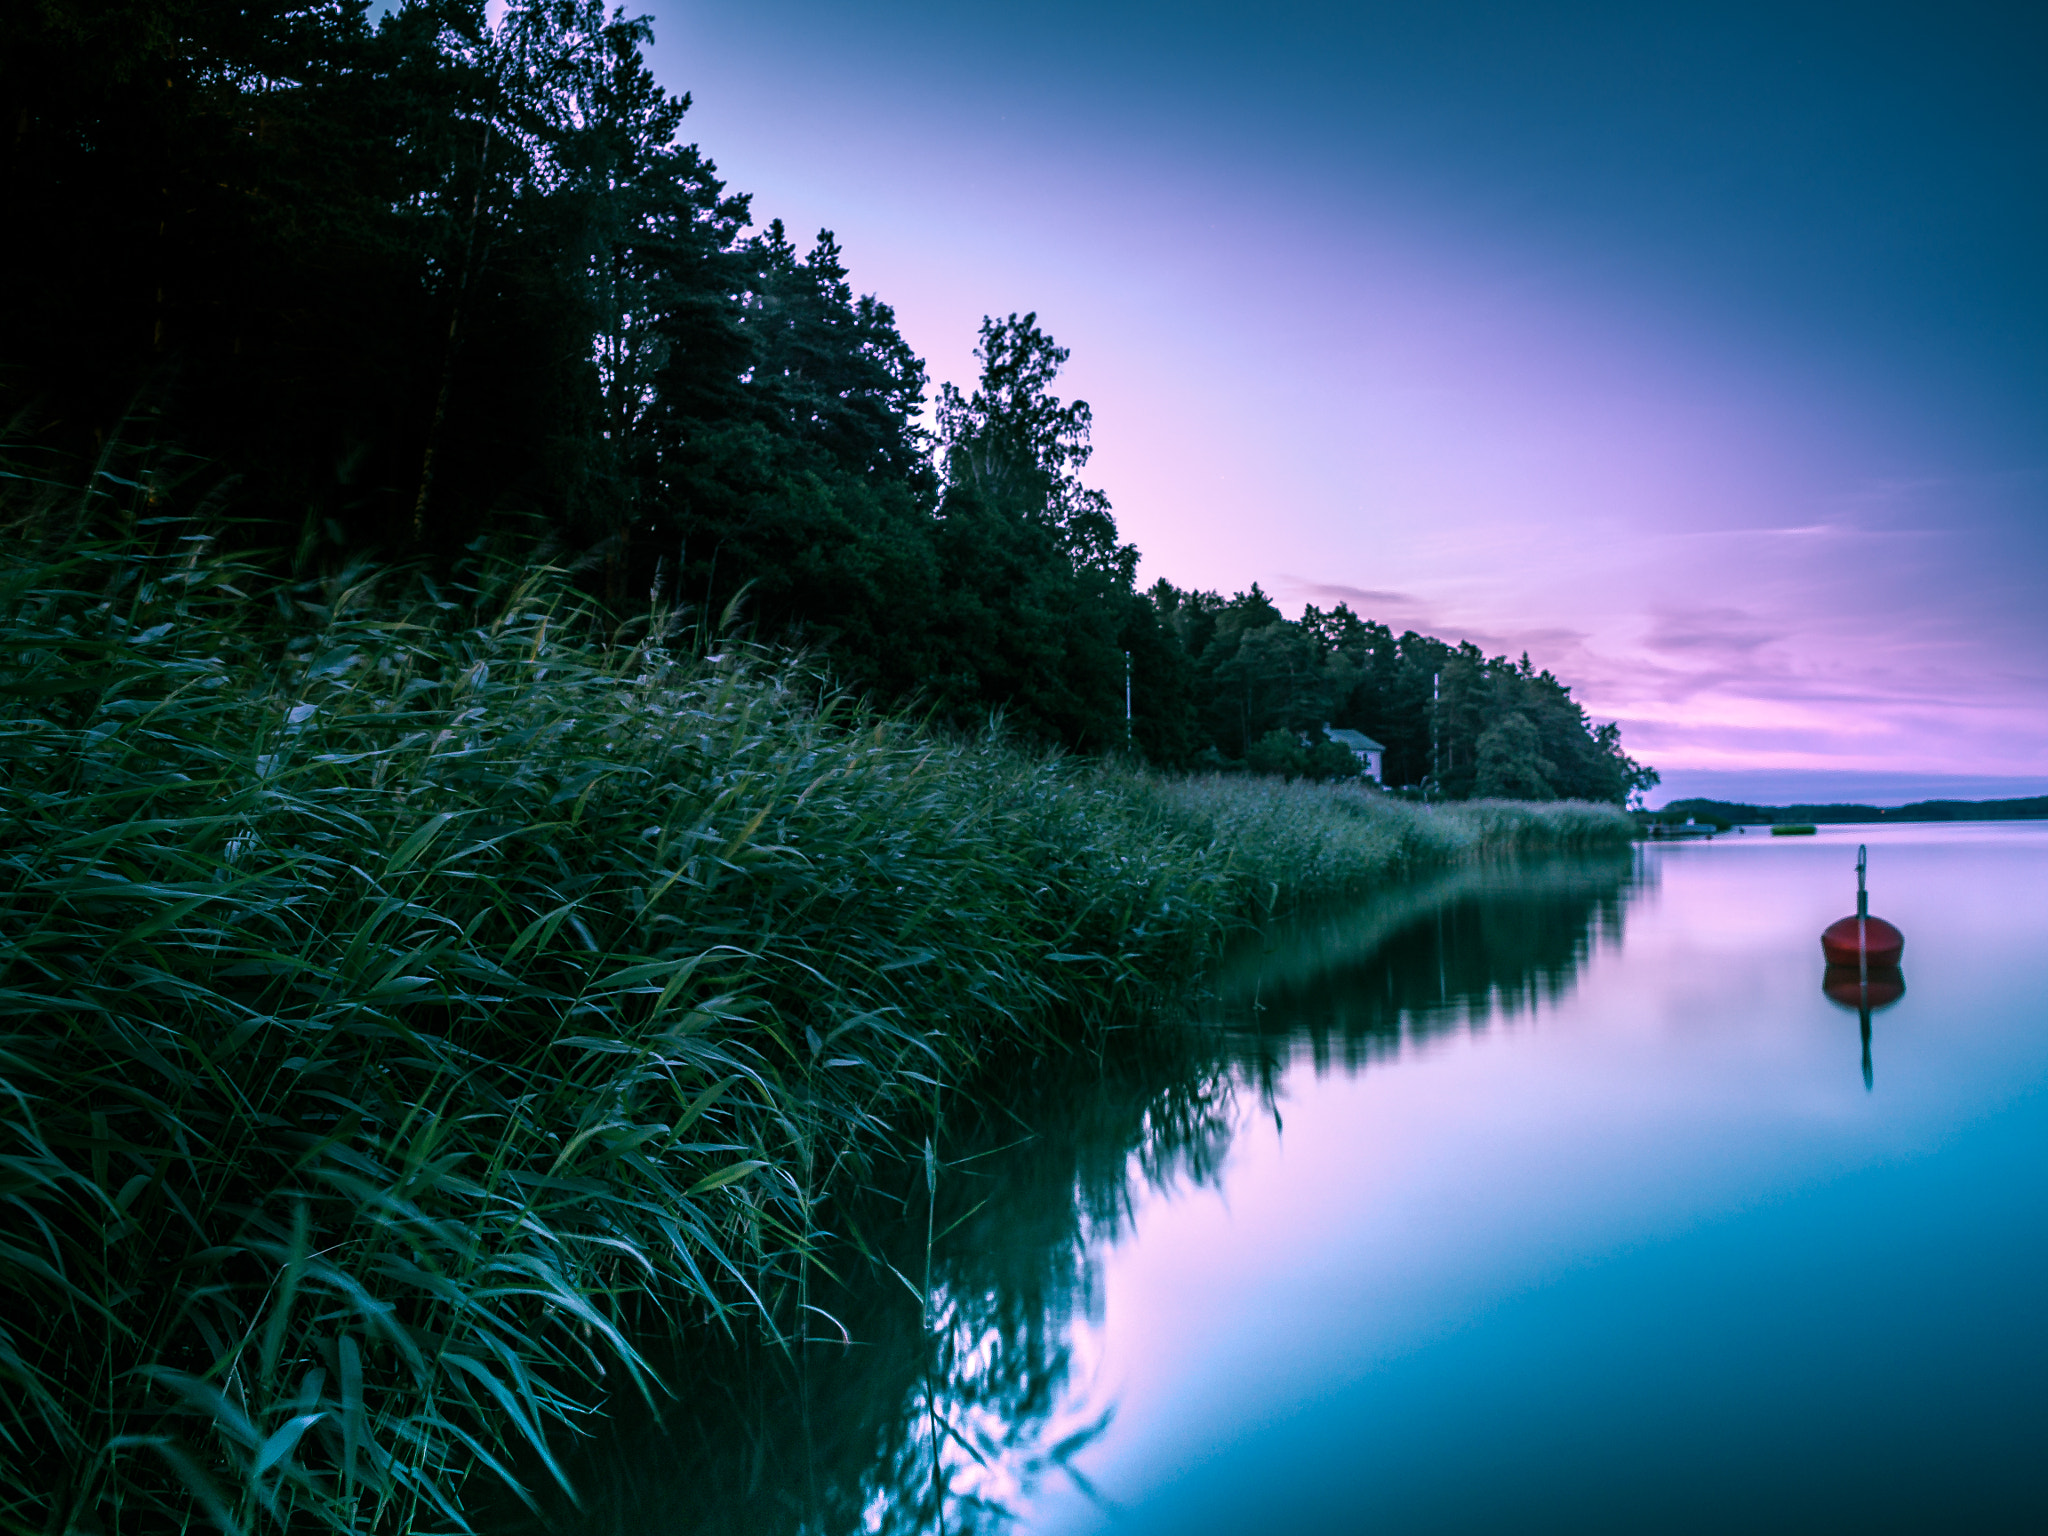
[1324,727,1386,752]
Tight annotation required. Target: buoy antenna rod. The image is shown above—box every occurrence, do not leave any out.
[1856,844,1869,989]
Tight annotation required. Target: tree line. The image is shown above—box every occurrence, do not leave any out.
[1,0,1654,802]
[1654,797,2048,828]
[1151,585,1655,802]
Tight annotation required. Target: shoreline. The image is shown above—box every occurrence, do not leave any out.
[0,540,1632,1532]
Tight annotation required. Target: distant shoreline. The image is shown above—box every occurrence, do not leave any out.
[1647,795,2048,828]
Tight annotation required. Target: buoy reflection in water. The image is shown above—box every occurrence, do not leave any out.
[1823,964,1906,1092]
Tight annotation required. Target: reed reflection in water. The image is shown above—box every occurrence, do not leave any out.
[497,853,1637,1536]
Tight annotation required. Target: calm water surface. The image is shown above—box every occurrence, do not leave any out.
[537,823,2048,1535]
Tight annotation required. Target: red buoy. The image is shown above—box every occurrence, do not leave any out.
[1821,963,1906,1010]
[1821,914,1903,966]
[1820,844,1904,966]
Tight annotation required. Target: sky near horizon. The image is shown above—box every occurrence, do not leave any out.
[627,0,2046,805]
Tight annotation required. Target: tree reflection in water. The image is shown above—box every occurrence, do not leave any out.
[499,852,1639,1535]
[1212,852,1641,1078]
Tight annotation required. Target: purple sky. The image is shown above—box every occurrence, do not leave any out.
[626,0,2047,805]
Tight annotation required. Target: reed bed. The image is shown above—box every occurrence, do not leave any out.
[1146,772,1633,908]
[0,526,1630,1533]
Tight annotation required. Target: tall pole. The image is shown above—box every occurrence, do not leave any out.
[1430,671,1441,799]
[1856,844,1869,987]
[1124,650,1132,748]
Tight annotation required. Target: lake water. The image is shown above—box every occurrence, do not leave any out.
[531,822,2048,1536]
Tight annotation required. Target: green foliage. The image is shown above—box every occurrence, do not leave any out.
[1156,585,1658,803]
[0,502,1631,1530]
[1475,712,1557,800]
[1245,726,1305,777]
[1244,727,1362,783]
[921,313,1154,751]
[1149,776,1633,909]
[936,314,1134,585]
[0,534,1199,1533]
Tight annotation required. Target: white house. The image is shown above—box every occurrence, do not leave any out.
[1322,725,1386,784]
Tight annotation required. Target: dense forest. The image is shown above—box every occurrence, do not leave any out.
[1,0,1654,802]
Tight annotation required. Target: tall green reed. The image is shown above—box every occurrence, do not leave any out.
[0,530,1227,1533]
[0,510,1630,1532]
